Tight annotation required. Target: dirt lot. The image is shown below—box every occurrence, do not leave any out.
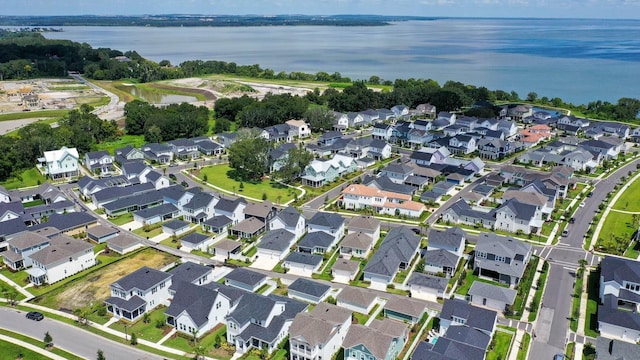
[0,79,103,113]
[33,248,178,311]
[166,77,313,100]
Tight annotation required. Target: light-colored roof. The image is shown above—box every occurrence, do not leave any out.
[332,258,360,273]
[341,232,373,250]
[348,216,381,232]
[106,234,138,248]
[468,282,517,305]
[342,184,411,200]
[29,235,93,266]
[43,146,78,163]
[212,239,242,252]
[285,119,308,128]
[343,325,396,359]
[503,190,547,206]
[290,302,351,347]
[337,286,377,308]
[7,232,49,250]
[384,296,426,318]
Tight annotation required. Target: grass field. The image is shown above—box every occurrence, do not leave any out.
[31,248,177,311]
[92,79,137,102]
[613,176,640,212]
[95,134,146,155]
[0,109,68,122]
[110,306,169,342]
[596,211,636,255]
[0,279,26,300]
[455,270,508,295]
[486,331,514,360]
[0,339,51,360]
[0,167,46,190]
[196,164,300,203]
[203,73,392,92]
[108,212,134,226]
[585,270,600,338]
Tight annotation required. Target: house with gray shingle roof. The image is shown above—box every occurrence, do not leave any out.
[363,226,421,288]
[226,293,308,355]
[595,336,640,360]
[412,325,491,360]
[289,302,351,360]
[307,212,345,246]
[427,226,465,256]
[2,232,51,270]
[336,286,378,314]
[598,256,640,342]
[106,234,139,255]
[494,198,544,235]
[384,296,426,324]
[297,231,337,254]
[348,216,381,243]
[202,215,232,234]
[214,197,247,224]
[164,281,221,338]
[133,203,180,226]
[343,319,408,360]
[230,217,266,239]
[332,258,361,283]
[162,219,191,237]
[287,278,331,304]
[224,267,267,293]
[167,261,212,292]
[474,233,532,287]
[244,200,277,224]
[268,205,305,240]
[182,191,218,224]
[86,225,119,243]
[256,229,296,261]
[105,266,172,321]
[468,282,517,312]
[439,298,497,337]
[283,252,323,276]
[408,273,447,302]
[179,232,212,252]
[423,248,460,278]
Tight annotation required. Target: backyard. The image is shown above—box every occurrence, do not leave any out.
[196,164,301,203]
[30,248,178,311]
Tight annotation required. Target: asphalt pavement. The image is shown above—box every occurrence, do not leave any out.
[0,307,163,360]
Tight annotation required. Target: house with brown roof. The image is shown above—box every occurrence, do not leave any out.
[343,319,408,360]
[348,216,381,243]
[340,231,374,259]
[289,303,351,360]
[337,287,378,314]
[332,258,361,283]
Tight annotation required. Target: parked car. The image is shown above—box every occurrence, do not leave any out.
[26,311,44,321]
[587,192,593,197]
[553,354,565,360]
[562,230,569,237]
[569,217,575,224]
[579,201,586,207]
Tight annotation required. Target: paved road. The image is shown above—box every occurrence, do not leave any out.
[0,307,163,360]
[529,157,640,359]
[69,73,124,120]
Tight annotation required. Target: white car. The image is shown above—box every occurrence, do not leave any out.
[579,201,586,207]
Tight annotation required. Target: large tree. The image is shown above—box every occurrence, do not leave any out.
[304,107,334,132]
[275,145,314,184]
[227,129,272,182]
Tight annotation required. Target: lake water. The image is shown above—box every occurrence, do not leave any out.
[43,18,640,104]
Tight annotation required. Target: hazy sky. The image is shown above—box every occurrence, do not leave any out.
[2,0,639,19]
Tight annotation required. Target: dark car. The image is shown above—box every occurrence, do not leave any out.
[569,217,575,224]
[169,174,177,181]
[26,311,44,321]
[411,228,421,235]
[587,192,593,197]
[553,354,565,360]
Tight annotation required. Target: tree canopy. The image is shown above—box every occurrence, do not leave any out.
[227,129,272,182]
[124,101,209,141]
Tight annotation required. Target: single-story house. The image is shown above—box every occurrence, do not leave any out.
[337,286,378,314]
[224,267,267,292]
[331,258,361,283]
[162,219,191,237]
[230,218,265,239]
[256,229,296,260]
[283,252,323,276]
[468,282,517,312]
[210,239,242,258]
[287,278,331,304]
[383,296,426,324]
[408,273,448,302]
[86,225,119,243]
[180,232,213,252]
[106,234,140,255]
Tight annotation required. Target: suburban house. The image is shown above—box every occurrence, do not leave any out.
[265,124,295,143]
[298,231,337,255]
[468,282,517,312]
[86,225,119,244]
[407,272,448,302]
[598,256,640,343]
[106,234,140,255]
[168,261,213,291]
[38,146,79,179]
[363,226,421,288]
[416,103,436,118]
[26,234,95,285]
[214,197,247,225]
[244,201,277,224]
[84,150,115,175]
[340,231,374,259]
[336,286,378,314]
[224,267,268,292]
[256,229,297,260]
[331,258,361,283]
[192,137,224,156]
[2,232,51,271]
[307,212,345,247]
[226,293,307,355]
[413,301,495,360]
[384,296,426,324]
[340,184,425,218]
[473,233,533,287]
[269,206,306,241]
[423,248,459,278]
[595,336,639,360]
[343,319,408,360]
[182,191,219,224]
[230,217,266,239]
[167,139,200,160]
[114,145,145,165]
[284,252,323,276]
[494,198,544,235]
[0,185,10,203]
[286,119,311,138]
[180,233,213,252]
[373,123,394,141]
[141,143,174,164]
[287,278,331,304]
[348,216,381,243]
[301,154,357,188]
[165,281,228,338]
[289,302,351,360]
[105,266,172,321]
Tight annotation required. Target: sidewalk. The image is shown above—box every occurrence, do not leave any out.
[0,272,34,300]
[0,333,68,360]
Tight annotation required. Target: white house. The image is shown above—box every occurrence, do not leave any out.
[289,303,352,360]
[307,212,345,247]
[268,206,306,241]
[84,151,115,176]
[341,184,425,218]
[38,146,79,179]
[286,119,311,138]
[105,266,172,321]
[598,256,640,343]
[26,235,95,285]
[407,273,447,302]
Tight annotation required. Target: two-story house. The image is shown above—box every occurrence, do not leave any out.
[494,198,544,235]
[84,151,115,176]
[598,256,640,343]
[363,226,421,289]
[226,293,307,355]
[286,119,311,139]
[214,197,247,225]
[27,235,95,285]
[141,143,174,164]
[167,139,200,160]
[289,302,351,360]
[1,232,50,271]
[114,145,145,165]
[307,212,345,246]
[105,266,172,321]
[343,319,409,360]
[38,146,79,179]
[182,191,218,224]
[473,233,533,287]
[379,163,414,184]
[372,123,394,141]
[268,206,306,241]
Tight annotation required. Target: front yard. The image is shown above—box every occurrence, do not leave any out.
[162,324,233,359]
[108,212,134,226]
[196,164,300,203]
[110,306,169,342]
[486,329,514,360]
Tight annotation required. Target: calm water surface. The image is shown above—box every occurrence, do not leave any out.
[44,18,640,104]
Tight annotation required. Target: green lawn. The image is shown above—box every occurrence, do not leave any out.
[0,167,46,190]
[0,279,26,300]
[511,257,540,320]
[0,268,30,288]
[624,241,640,259]
[567,183,586,199]
[133,225,164,238]
[596,212,636,255]
[455,270,508,295]
[0,339,51,360]
[486,331,514,360]
[0,328,85,360]
[95,134,146,155]
[585,270,600,338]
[0,109,69,122]
[516,333,531,360]
[197,164,300,203]
[528,261,549,322]
[352,312,369,324]
[108,212,134,226]
[110,307,169,342]
[162,324,232,359]
[23,199,45,208]
[569,269,584,332]
[612,176,640,212]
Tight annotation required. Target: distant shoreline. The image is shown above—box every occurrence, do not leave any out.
[0,15,439,28]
